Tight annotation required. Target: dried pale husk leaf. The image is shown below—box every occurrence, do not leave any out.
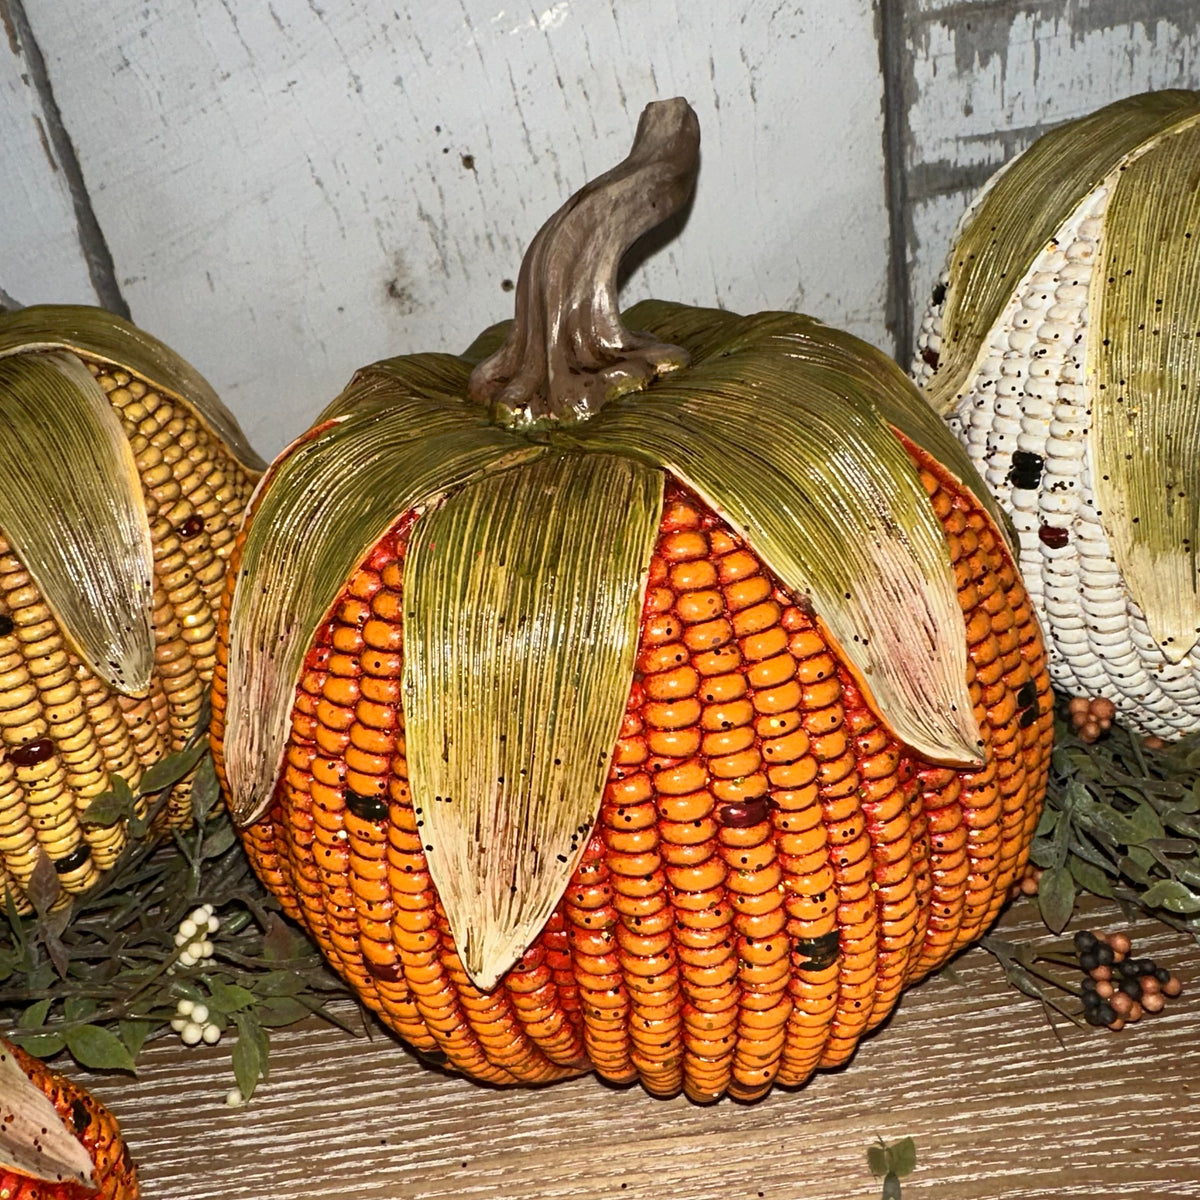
[0,303,265,472]
[223,367,539,826]
[925,90,1200,417]
[404,452,662,989]
[565,310,983,767]
[626,299,1013,550]
[0,1043,95,1188]
[0,352,155,694]
[1091,118,1200,663]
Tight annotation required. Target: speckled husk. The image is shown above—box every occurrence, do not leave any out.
[0,363,257,911]
[211,436,1052,1102]
[1,1036,139,1199]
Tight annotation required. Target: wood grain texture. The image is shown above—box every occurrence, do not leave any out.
[899,0,1200,354]
[0,2,96,307]
[14,0,890,459]
[53,895,1200,1200]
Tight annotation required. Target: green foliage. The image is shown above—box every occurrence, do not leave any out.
[1031,699,1200,937]
[0,732,355,1100]
[867,1137,916,1199]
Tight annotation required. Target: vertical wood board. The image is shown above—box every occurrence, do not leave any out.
[0,4,96,307]
[900,0,1200,352]
[18,0,890,458]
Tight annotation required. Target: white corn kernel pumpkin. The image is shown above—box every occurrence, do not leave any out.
[0,307,263,910]
[913,90,1200,740]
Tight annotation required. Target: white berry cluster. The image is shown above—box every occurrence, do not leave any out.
[169,997,222,1046]
[174,903,220,967]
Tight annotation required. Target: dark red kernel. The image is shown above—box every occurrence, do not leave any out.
[364,958,405,982]
[717,797,769,828]
[179,514,205,540]
[9,737,54,767]
[921,345,940,369]
[1038,524,1070,549]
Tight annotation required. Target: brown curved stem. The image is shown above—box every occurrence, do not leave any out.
[468,97,699,428]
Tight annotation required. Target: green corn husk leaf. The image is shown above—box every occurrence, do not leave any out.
[626,299,1014,551]
[0,304,265,472]
[1091,118,1200,663]
[924,90,1200,417]
[564,308,983,767]
[404,452,661,988]
[0,352,155,693]
[223,368,542,825]
[0,1041,95,1187]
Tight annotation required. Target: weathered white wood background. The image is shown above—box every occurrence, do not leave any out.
[2,0,1200,461]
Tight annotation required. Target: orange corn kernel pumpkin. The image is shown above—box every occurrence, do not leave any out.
[1,1036,138,1199]
[212,100,1053,1102]
[0,309,263,911]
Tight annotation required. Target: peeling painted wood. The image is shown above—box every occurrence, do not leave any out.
[0,0,96,307]
[900,0,1200,355]
[15,0,890,458]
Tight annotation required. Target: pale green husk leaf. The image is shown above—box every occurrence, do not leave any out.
[223,367,541,825]
[565,307,984,767]
[0,304,264,472]
[404,452,661,989]
[626,300,1013,550]
[0,353,155,693]
[1091,118,1200,662]
[925,90,1200,417]
[0,1042,95,1187]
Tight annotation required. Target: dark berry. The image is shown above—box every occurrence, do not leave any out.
[1155,966,1171,985]
[1118,959,1140,979]
[1074,930,1099,953]
[1133,958,1156,976]
[1096,945,1114,967]
[1079,949,1100,971]
[1081,976,1098,994]
[1097,1002,1116,1025]
[1119,977,1142,999]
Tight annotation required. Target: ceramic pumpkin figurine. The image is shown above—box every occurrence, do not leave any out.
[213,99,1053,1101]
[0,309,263,912]
[0,1036,139,1198]
[913,90,1200,741]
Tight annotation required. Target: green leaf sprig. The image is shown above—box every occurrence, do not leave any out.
[0,727,356,1101]
[1030,695,1200,936]
[867,1137,916,1199]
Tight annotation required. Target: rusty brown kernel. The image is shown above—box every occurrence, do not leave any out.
[1038,524,1069,549]
[179,514,206,539]
[9,737,55,766]
[717,797,770,828]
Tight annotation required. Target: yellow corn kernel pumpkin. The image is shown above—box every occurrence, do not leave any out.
[0,308,263,910]
[913,90,1200,740]
[1,1035,139,1199]
[213,100,1053,1101]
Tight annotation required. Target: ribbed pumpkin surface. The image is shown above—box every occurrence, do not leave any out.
[0,358,258,910]
[211,436,1052,1101]
[1,1037,139,1199]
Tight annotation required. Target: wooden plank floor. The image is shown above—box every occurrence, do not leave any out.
[67,894,1200,1199]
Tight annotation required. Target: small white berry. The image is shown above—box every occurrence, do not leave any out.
[206,914,221,934]
[176,998,194,1017]
[180,1021,204,1046]
[178,949,197,967]
[174,931,187,947]
[178,918,198,941]
[169,1017,187,1032]
[190,1003,209,1025]
[198,940,215,959]
[190,907,210,925]
[224,1088,245,1107]
[202,1023,221,1045]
